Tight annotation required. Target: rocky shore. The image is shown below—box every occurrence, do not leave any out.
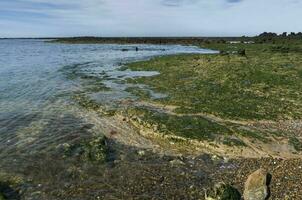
[2,37,302,199]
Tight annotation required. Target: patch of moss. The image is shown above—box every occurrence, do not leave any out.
[72,93,116,116]
[0,193,5,200]
[206,182,241,200]
[125,45,302,121]
[236,128,270,143]
[125,87,151,100]
[72,93,101,110]
[126,107,235,141]
[122,42,302,142]
[0,174,22,200]
[168,137,188,144]
[289,137,302,152]
[222,137,246,147]
[60,62,111,96]
[83,81,110,93]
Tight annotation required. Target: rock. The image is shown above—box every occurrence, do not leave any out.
[238,49,246,56]
[211,155,223,161]
[63,136,108,162]
[137,150,145,156]
[0,181,20,200]
[244,169,269,200]
[169,159,185,166]
[152,125,158,132]
[205,182,241,200]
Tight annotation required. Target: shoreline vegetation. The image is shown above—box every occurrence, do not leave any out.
[1,33,302,199]
[52,32,302,157]
[49,36,246,45]
[50,32,302,199]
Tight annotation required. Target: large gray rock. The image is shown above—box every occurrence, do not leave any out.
[244,169,269,200]
[205,182,241,200]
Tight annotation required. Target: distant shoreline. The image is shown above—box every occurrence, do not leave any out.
[44,36,252,46]
[0,36,247,39]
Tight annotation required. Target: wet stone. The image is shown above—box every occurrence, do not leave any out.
[62,136,109,163]
[169,159,185,166]
[244,169,269,200]
[137,150,146,157]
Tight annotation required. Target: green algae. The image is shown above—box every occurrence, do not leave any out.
[72,93,101,110]
[222,137,246,147]
[72,93,116,116]
[63,136,109,163]
[122,41,302,144]
[206,182,241,200]
[126,107,224,141]
[126,51,302,121]
[234,128,270,143]
[125,107,249,146]
[289,137,302,152]
[125,86,152,100]
[0,173,22,200]
[60,62,111,94]
[126,105,282,145]
[0,193,5,200]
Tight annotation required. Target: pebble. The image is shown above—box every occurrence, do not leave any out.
[137,150,146,156]
[169,159,185,166]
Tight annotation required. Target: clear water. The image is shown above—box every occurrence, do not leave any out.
[0,39,217,198]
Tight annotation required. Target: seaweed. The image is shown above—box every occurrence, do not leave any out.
[289,137,302,152]
[63,136,109,163]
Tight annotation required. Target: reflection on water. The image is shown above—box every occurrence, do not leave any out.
[0,39,217,199]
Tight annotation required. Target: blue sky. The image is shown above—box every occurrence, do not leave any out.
[0,0,302,37]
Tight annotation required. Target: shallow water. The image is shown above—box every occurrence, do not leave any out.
[0,39,216,198]
[0,39,215,152]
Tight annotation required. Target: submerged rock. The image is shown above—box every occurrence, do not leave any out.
[205,182,241,200]
[62,136,109,162]
[0,180,20,200]
[244,169,269,200]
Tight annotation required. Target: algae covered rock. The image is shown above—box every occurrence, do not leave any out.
[63,136,109,162]
[0,180,20,200]
[169,159,185,166]
[83,136,108,162]
[205,182,241,200]
[244,169,269,200]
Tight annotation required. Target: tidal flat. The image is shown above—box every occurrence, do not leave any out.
[1,38,302,199]
[119,38,302,199]
[124,41,302,154]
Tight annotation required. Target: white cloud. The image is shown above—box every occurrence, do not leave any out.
[0,0,302,37]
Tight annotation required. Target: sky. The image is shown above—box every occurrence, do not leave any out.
[0,0,302,38]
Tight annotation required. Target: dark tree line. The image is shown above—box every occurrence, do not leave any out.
[255,32,302,43]
[258,32,302,38]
